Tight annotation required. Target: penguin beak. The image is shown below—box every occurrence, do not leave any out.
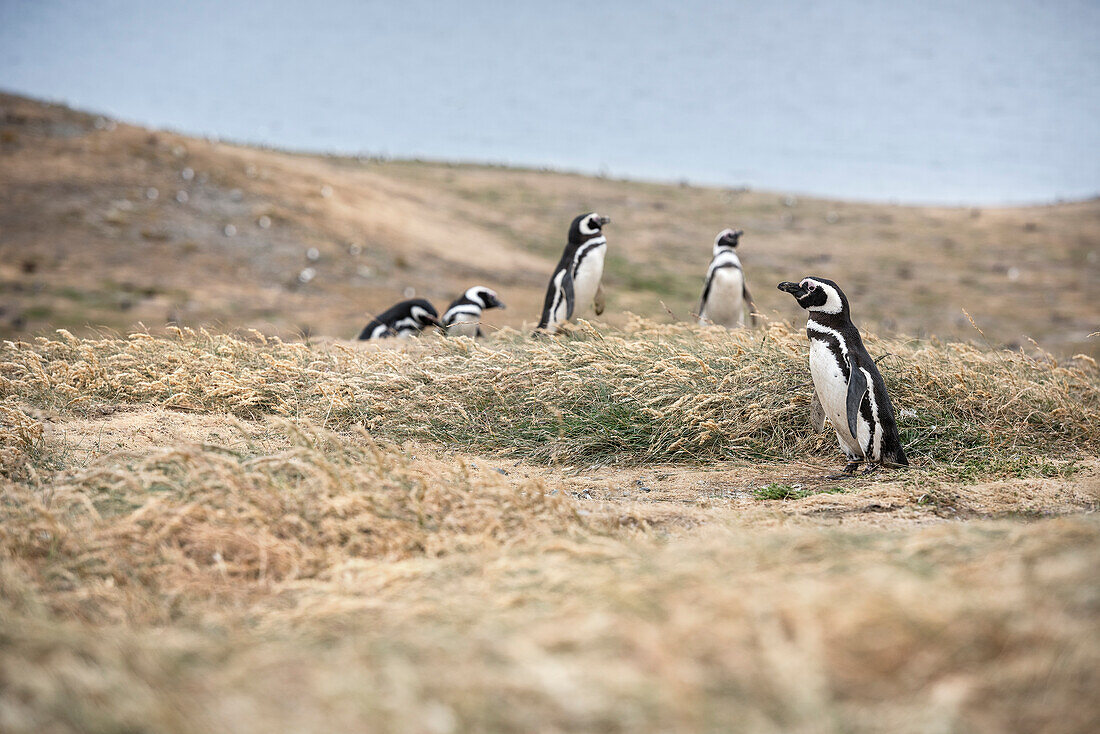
[777,281,807,298]
[597,216,611,226]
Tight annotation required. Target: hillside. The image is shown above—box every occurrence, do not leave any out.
[2,92,1098,356]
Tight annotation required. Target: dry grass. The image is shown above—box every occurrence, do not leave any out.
[1,493,1097,733]
[3,320,1097,473]
[0,421,585,627]
[1,324,1099,732]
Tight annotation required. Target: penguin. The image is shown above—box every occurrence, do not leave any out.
[535,212,611,335]
[697,228,757,328]
[777,277,908,472]
[356,298,440,340]
[441,286,506,338]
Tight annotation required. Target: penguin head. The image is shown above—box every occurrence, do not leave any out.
[466,286,506,311]
[777,277,849,315]
[408,299,442,328]
[569,212,611,243]
[713,228,743,255]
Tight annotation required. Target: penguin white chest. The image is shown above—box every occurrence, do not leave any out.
[808,338,861,454]
[700,268,745,327]
[572,245,606,316]
[446,313,480,338]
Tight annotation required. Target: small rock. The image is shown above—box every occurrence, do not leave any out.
[257,215,271,229]
[145,187,159,200]
[175,190,189,203]
[306,247,320,261]
[223,224,237,237]
[357,266,374,278]
[298,267,316,284]
[320,185,333,198]
[403,286,416,298]
[1007,266,1020,282]
[181,167,195,181]
[348,243,362,255]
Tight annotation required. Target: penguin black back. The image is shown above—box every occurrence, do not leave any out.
[357,298,440,340]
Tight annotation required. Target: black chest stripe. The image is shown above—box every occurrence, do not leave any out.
[808,331,851,382]
[573,241,605,272]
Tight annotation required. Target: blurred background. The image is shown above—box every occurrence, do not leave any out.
[3,0,1099,203]
[1,0,1098,352]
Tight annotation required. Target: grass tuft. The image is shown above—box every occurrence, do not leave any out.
[3,318,1097,473]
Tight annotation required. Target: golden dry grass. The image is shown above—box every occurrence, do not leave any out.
[0,323,1098,731]
[3,319,1097,473]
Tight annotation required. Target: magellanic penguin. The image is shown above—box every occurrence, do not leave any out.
[698,228,757,328]
[356,298,440,340]
[777,277,909,472]
[441,286,506,338]
[535,212,611,335]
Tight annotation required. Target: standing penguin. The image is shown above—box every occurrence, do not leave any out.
[535,212,611,335]
[777,277,908,472]
[698,228,757,327]
[356,298,440,340]
[441,286,506,337]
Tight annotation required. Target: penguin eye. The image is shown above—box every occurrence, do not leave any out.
[805,283,816,292]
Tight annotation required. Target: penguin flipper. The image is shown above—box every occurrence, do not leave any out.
[562,269,576,320]
[846,356,869,441]
[697,276,712,322]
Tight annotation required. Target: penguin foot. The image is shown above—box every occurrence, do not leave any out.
[825,462,863,480]
[860,464,880,476]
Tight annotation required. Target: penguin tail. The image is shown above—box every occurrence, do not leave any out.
[884,446,909,468]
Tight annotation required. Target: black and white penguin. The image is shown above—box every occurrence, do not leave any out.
[535,212,610,334]
[697,228,757,328]
[441,286,506,338]
[356,298,440,340]
[777,277,909,472]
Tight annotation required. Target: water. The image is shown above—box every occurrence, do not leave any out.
[2,0,1098,204]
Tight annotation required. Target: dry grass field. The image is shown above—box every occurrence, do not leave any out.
[2,94,1100,732]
